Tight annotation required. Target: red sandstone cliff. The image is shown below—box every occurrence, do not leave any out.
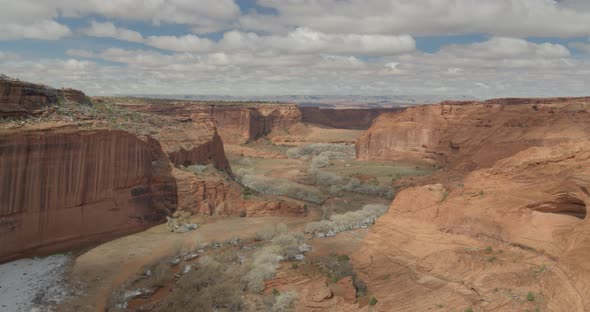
[353,97,590,311]
[0,76,59,117]
[301,107,401,129]
[357,97,590,171]
[0,126,177,262]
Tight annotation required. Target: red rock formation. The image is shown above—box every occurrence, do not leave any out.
[0,76,59,117]
[0,126,177,263]
[113,99,303,144]
[357,97,590,171]
[173,168,306,217]
[353,97,590,311]
[301,107,401,129]
[58,88,90,106]
[151,114,231,172]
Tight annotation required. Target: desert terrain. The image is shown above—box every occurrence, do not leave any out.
[1,76,589,312]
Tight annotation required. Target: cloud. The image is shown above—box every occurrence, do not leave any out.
[0,20,71,40]
[0,0,240,40]
[145,35,214,53]
[437,37,570,60]
[38,35,589,98]
[251,0,590,37]
[81,21,143,43]
[219,28,415,56]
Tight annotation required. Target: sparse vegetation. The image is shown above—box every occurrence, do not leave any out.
[304,204,388,236]
[369,297,378,306]
[526,291,535,302]
[464,307,473,312]
[487,256,496,262]
[241,174,327,204]
[286,143,355,159]
[244,231,305,293]
[256,224,276,241]
[156,255,246,311]
[272,291,298,312]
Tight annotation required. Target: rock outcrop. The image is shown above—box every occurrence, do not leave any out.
[353,97,590,311]
[0,76,59,117]
[357,97,590,171]
[301,107,401,129]
[113,99,303,144]
[0,126,177,263]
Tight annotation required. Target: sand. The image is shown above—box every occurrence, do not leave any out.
[0,254,72,312]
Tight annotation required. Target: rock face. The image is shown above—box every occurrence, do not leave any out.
[356,97,590,171]
[173,168,306,217]
[58,88,90,106]
[209,104,302,144]
[0,77,59,117]
[354,97,590,311]
[150,114,231,172]
[301,107,401,129]
[0,126,177,263]
[115,99,303,144]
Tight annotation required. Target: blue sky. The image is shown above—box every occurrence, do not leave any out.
[1,0,589,98]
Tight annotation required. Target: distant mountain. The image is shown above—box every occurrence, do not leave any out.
[118,94,478,108]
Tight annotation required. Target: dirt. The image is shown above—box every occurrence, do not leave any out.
[57,216,313,312]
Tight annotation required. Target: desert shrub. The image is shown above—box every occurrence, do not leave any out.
[245,231,306,293]
[369,297,378,306]
[236,167,254,178]
[526,291,535,301]
[276,223,289,234]
[309,168,345,185]
[313,254,367,297]
[148,260,174,288]
[186,164,207,174]
[157,256,246,311]
[256,224,276,241]
[341,178,393,198]
[272,291,298,312]
[243,247,281,293]
[308,169,393,198]
[310,155,330,169]
[304,204,388,236]
[241,174,326,204]
[271,232,305,258]
[286,143,355,159]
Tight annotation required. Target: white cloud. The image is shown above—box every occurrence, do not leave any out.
[81,21,143,43]
[0,20,71,40]
[219,28,415,56]
[437,37,570,60]
[22,35,588,98]
[252,0,590,37]
[145,35,214,53]
[0,0,240,40]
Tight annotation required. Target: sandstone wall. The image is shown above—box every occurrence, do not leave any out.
[353,97,590,311]
[356,97,590,171]
[0,77,59,117]
[0,127,177,262]
[301,107,401,129]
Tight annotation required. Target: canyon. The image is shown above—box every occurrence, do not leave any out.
[354,98,590,311]
[1,76,589,312]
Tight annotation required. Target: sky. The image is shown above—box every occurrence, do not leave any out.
[1,0,590,98]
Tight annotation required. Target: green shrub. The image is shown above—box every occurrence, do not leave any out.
[526,291,535,302]
[337,254,350,262]
[369,297,378,306]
